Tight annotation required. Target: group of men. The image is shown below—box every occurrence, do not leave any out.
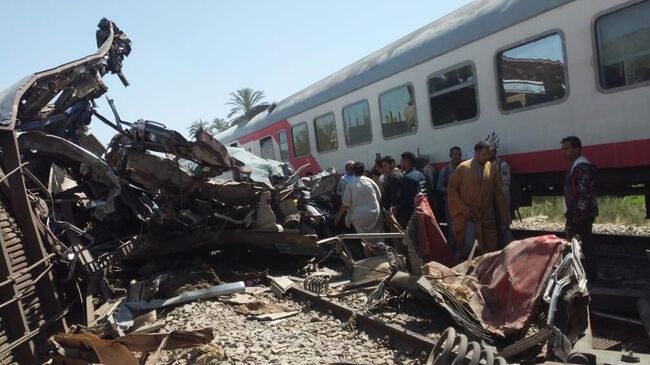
[438,141,512,259]
[331,136,599,273]
[333,152,426,256]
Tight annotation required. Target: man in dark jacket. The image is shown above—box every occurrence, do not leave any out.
[393,151,426,228]
[380,155,403,211]
[561,136,599,279]
[437,146,462,251]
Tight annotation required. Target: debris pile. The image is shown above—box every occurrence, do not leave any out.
[0,19,648,365]
[0,19,342,363]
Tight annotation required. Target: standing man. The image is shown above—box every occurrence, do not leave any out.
[448,141,509,259]
[437,146,462,251]
[489,144,514,247]
[394,152,426,228]
[422,162,437,209]
[335,162,384,256]
[371,157,385,194]
[561,136,598,279]
[336,160,355,198]
[380,155,404,211]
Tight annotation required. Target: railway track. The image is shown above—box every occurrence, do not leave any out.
[511,228,650,261]
[280,229,650,364]
[285,278,649,365]
[512,228,650,312]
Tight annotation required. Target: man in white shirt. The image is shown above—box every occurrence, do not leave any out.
[335,161,384,256]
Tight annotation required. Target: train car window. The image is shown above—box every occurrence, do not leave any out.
[260,136,275,160]
[379,84,417,138]
[342,100,372,146]
[596,1,650,90]
[428,63,478,126]
[291,122,310,157]
[278,131,289,161]
[314,113,338,152]
[497,33,567,111]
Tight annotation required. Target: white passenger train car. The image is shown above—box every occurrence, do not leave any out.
[216,0,650,208]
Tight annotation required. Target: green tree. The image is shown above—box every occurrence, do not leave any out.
[226,87,266,119]
[187,119,209,138]
[209,117,230,134]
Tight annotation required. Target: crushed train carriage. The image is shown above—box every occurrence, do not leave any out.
[0,19,338,363]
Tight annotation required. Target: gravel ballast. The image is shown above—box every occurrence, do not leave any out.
[158,291,425,365]
[511,216,650,236]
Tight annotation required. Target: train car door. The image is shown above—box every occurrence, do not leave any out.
[260,136,275,160]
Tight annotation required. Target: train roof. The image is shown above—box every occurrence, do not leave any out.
[216,0,574,143]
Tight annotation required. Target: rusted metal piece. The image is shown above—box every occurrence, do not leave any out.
[0,131,66,363]
[497,327,555,359]
[287,284,436,355]
[0,19,132,363]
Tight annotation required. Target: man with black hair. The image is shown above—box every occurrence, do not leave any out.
[371,157,385,194]
[336,160,355,198]
[334,161,384,256]
[437,146,463,251]
[380,155,403,211]
[448,141,509,258]
[561,136,598,279]
[394,151,426,228]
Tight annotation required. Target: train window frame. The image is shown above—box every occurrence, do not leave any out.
[427,61,481,129]
[341,99,373,147]
[377,82,419,140]
[313,112,339,153]
[494,29,570,115]
[278,130,289,161]
[259,135,276,160]
[592,0,650,94]
[291,122,311,158]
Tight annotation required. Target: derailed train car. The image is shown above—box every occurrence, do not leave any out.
[0,19,338,363]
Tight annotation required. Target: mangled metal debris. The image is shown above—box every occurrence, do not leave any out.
[48,327,214,365]
[0,16,648,365]
[0,18,343,363]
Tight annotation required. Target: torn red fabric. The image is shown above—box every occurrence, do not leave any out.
[422,235,566,337]
[414,193,454,267]
[470,235,565,336]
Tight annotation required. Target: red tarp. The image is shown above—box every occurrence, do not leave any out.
[423,235,565,337]
[413,193,455,267]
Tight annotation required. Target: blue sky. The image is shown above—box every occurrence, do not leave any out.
[0,0,473,143]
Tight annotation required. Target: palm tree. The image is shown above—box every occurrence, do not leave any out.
[187,119,209,138]
[209,117,230,134]
[226,88,266,119]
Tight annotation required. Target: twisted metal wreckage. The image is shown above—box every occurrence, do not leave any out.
[0,19,343,363]
[0,19,647,365]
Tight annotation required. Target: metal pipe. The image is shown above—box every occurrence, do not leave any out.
[213,210,255,226]
[338,233,404,240]
[0,162,29,185]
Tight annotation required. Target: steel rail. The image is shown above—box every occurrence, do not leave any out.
[287,285,436,356]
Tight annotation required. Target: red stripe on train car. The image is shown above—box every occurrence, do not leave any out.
[435,138,650,175]
[506,138,650,174]
[237,119,321,175]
